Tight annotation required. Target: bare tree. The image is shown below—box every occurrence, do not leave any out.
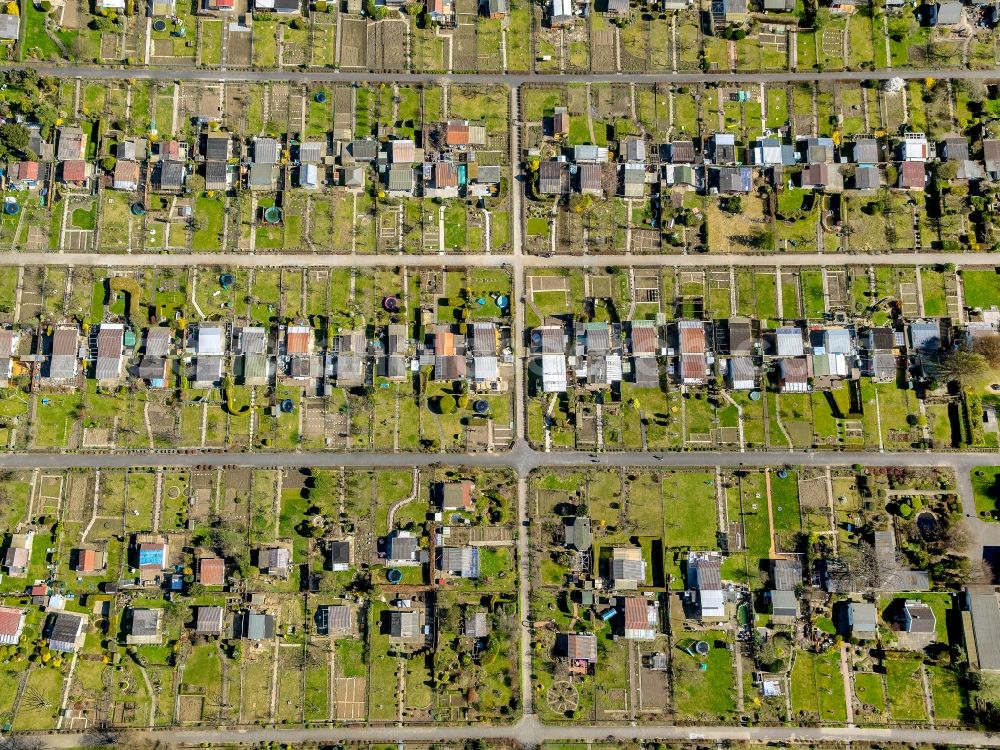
[80,728,120,747]
[21,686,51,712]
[841,539,899,592]
[0,737,44,750]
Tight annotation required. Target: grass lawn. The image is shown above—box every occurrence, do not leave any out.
[200,19,223,66]
[970,467,1000,520]
[927,665,967,723]
[252,20,278,67]
[790,648,847,723]
[443,202,467,250]
[192,194,225,251]
[962,268,1000,310]
[506,1,531,70]
[306,92,333,138]
[184,642,223,696]
[72,204,96,230]
[920,268,948,316]
[20,2,77,62]
[34,393,80,448]
[240,652,272,723]
[99,191,133,252]
[853,672,885,716]
[885,658,928,721]
[800,269,825,318]
[770,471,801,548]
[336,638,366,678]
[13,667,64,730]
[663,471,717,548]
[526,217,550,236]
[672,631,736,721]
[404,656,433,709]
[367,602,399,721]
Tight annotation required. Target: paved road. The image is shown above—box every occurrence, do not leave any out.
[1,251,997,268]
[12,62,1000,85]
[27,714,1000,748]
[1,444,996,473]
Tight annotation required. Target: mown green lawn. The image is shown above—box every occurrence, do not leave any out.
[672,631,736,721]
[885,658,928,721]
[192,195,225,251]
[790,648,847,723]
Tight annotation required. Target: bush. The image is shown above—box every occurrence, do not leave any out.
[721,196,742,214]
[437,394,457,414]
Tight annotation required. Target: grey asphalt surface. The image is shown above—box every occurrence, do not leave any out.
[26,714,1000,748]
[11,62,1000,85]
[1,443,996,473]
[1,251,997,268]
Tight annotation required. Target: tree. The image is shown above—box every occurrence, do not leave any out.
[568,193,593,213]
[840,540,898,592]
[101,155,117,173]
[0,738,44,750]
[974,336,1000,369]
[0,123,29,161]
[437,394,457,414]
[935,160,958,182]
[933,350,989,385]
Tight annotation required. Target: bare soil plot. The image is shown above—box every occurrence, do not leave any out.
[638,659,669,712]
[336,676,367,721]
[340,17,368,68]
[825,269,848,309]
[899,281,919,317]
[228,28,252,67]
[269,83,291,128]
[452,24,477,71]
[576,404,598,447]
[591,27,616,73]
[17,268,41,323]
[178,695,204,723]
[368,19,408,71]
[302,397,328,438]
[82,427,113,447]
[281,26,308,66]
[632,228,660,254]
[66,473,91,521]
[633,270,661,307]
